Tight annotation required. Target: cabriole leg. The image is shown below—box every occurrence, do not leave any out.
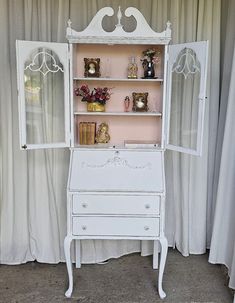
[158,237,168,299]
[153,240,159,269]
[64,235,73,298]
[75,240,81,268]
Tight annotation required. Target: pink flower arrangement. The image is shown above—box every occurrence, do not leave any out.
[74,84,112,105]
[141,48,161,66]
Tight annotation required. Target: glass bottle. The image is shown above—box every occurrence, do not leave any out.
[127,56,138,79]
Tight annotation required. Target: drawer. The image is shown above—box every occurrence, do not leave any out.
[72,194,160,215]
[72,216,160,237]
[69,149,164,192]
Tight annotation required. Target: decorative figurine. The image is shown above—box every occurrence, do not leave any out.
[124,96,130,112]
[95,122,110,143]
[127,56,138,79]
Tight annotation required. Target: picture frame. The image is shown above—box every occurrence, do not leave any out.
[132,92,149,112]
[84,58,101,78]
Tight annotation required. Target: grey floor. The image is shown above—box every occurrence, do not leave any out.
[0,249,233,303]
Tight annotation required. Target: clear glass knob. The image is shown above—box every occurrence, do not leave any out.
[144,226,150,231]
[82,203,87,208]
[82,225,87,230]
[145,204,150,209]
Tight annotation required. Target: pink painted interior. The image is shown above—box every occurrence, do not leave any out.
[75,116,162,146]
[73,44,165,146]
[73,44,164,79]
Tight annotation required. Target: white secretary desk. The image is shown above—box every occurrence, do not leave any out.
[16,6,208,299]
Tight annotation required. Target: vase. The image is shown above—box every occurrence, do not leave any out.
[143,60,155,78]
[87,102,105,112]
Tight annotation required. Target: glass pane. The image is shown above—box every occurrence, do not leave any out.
[169,48,200,150]
[24,48,65,145]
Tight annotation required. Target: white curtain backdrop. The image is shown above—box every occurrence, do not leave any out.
[1,0,234,289]
[209,0,235,290]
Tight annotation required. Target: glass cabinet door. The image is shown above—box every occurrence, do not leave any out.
[16,40,70,149]
[166,41,208,156]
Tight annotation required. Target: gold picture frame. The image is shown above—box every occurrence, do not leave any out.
[132,92,149,112]
[84,58,100,78]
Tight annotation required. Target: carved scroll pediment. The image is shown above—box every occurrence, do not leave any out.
[66,6,171,44]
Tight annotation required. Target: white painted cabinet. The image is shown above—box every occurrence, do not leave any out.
[16,6,208,300]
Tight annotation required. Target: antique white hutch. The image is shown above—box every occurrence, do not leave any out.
[16,6,208,299]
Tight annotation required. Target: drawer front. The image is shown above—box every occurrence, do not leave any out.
[72,194,160,215]
[69,149,164,192]
[72,216,160,237]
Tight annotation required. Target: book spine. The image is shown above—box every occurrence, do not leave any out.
[79,122,83,145]
[87,122,91,145]
[83,122,87,145]
[90,122,96,144]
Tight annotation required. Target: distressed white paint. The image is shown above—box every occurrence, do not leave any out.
[72,194,160,215]
[68,149,164,192]
[16,40,70,149]
[166,41,208,156]
[66,7,171,45]
[65,148,167,299]
[15,5,208,301]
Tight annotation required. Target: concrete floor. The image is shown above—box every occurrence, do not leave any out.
[0,249,233,303]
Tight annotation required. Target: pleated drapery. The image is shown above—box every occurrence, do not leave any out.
[208,0,235,290]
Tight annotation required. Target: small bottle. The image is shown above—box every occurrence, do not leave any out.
[127,56,138,79]
[124,96,130,112]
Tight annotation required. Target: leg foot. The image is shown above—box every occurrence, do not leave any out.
[158,237,168,299]
[65,288,73,298]
[64,235,73,297]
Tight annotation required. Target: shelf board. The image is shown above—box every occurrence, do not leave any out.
[73,77,164,82]
[73,111,162,116]
[74,144,162,151]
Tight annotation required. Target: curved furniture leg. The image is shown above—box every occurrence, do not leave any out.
[75,240,81,268]
[64,235,73,298]
[153,240,159,269]
[158,237,168,299]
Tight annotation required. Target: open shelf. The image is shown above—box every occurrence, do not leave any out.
[74,111,162,116]
[74,143,162,150]
[73,77,164,82]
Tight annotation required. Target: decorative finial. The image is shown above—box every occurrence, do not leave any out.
[165,21,171,37]
[67,19,72,28]
[166,21,171,29]
[116,6,123,28]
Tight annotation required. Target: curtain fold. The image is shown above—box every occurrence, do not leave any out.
[0,0,71,264]
[165,0,221,256]
[0,0,228,279]
[209,0,235,289]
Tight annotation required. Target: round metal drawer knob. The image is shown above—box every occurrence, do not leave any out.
[145,204,150,209]
[144,226,150,231]
[82,203,88,208]
[82,225,87,231]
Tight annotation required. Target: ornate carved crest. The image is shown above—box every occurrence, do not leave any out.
[66,7,171,44]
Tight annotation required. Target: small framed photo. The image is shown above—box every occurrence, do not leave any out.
[132,92,149,112]
[84,58,100,78]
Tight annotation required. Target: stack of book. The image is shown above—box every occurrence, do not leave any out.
[79,122,96,145]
